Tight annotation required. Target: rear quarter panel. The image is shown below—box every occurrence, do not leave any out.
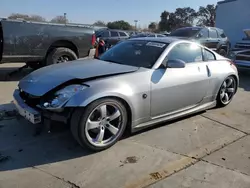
[207,59,239,100]
[65,69,152,127]
[1,20,94,62]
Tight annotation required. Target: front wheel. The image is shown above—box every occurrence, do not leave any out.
[216,76,237,107]
[70,98,128,151]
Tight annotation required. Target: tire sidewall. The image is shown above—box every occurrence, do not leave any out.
[77,98,128,151]
[46,48,77,66]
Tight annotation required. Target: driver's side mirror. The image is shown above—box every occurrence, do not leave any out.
[167,59,186,68]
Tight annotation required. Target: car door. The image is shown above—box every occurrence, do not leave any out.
[150,42,210,117]
[208,28,219,51]
[196,28,210,47]
[109,31,120,45]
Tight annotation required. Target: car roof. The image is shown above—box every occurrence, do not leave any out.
[128,36,184,44]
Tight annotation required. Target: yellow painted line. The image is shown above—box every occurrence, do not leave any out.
[124,156,197,188]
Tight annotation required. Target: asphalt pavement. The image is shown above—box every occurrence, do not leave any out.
[0,63,250,188]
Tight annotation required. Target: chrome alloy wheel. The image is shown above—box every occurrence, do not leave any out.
[85,103,123,147]
[220,76,236,105]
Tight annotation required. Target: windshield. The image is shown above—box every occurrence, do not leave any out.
[170,28,201,37]
[99,40,168,68]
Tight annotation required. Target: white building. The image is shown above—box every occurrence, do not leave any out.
[216,0,250,47]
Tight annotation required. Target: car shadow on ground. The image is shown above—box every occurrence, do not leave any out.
[238,68,250,92]
[0,105,205,172]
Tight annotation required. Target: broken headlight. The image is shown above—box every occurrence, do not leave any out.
[43,84,88,109]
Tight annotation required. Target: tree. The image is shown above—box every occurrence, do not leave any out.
[107,20,132,30]
[93,20,106,27]
[8,13,46,22]
[50,16,68,24]
[174,7,197,27]
[197,4,216,27]
[148,22,157,31]
[159,11,170,32]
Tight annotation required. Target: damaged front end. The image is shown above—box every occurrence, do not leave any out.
[13,83,86,126]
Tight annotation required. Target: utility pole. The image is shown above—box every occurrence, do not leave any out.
[134,20,138,31]
[64,13,67,25]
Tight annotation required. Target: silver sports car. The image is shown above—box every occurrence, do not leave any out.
[13,37,239,151]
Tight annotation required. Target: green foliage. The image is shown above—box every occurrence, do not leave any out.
[159,4,216,32]
[8,13,46,22]
[93,20,106,27]
[196,4,216,27]
[107,20,132,30]
[148,22,157,31]
[50,16,68,24]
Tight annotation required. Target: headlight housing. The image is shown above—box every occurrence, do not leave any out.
[43,84,88,109]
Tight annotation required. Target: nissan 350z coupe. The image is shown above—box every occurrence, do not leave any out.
[13,37,239,151]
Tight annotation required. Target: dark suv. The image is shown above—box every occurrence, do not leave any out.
[169,27,231,56]
[95,29,129,46]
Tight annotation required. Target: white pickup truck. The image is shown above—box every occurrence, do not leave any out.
[229,29,250,69]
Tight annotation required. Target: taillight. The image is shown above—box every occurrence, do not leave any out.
[91,34,96,47]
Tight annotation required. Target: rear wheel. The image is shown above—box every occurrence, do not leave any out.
[216,76,237,107]
[46,47,77,66]
[70,98,128,151]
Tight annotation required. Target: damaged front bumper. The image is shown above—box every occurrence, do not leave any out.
[13,89,41,124]
[13,89,72,125]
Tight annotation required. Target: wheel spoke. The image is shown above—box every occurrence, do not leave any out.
[220,90,225,99]
[109,110,121,121]
[107,123,119,135]
[224,93,229,102]
[222,81,227,88]
[226,88,235,93]
[87,119,100,130]
[99,105,107,118]
[226,78,233,87]
[96,127,105,142]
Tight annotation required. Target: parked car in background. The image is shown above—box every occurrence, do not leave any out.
[229,29,250,69]
[13,37,238,151]
[0,18,96,67]
[169,27,231,56]
[129,33,166,39]
[95,29,130,47]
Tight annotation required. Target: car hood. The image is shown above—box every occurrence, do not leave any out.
[18,59,139,96]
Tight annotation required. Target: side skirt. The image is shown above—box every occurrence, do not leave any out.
[132,101,217,133]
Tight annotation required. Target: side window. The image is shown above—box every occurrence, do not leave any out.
[167,43,203,63]
[119,32,127,37]
[217,29,227,38]
[110,31,119,37]
[199,29,209,38]
[209,29,218,38]
[101,31,110,37]
[203,49,216,61]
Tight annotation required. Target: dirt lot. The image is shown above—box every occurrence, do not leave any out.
[0,63,250,188]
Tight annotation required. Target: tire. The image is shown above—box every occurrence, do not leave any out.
[216,76,237,107]
[218,48,227,57]
[70,98,128,151]
[46,47,77,66]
